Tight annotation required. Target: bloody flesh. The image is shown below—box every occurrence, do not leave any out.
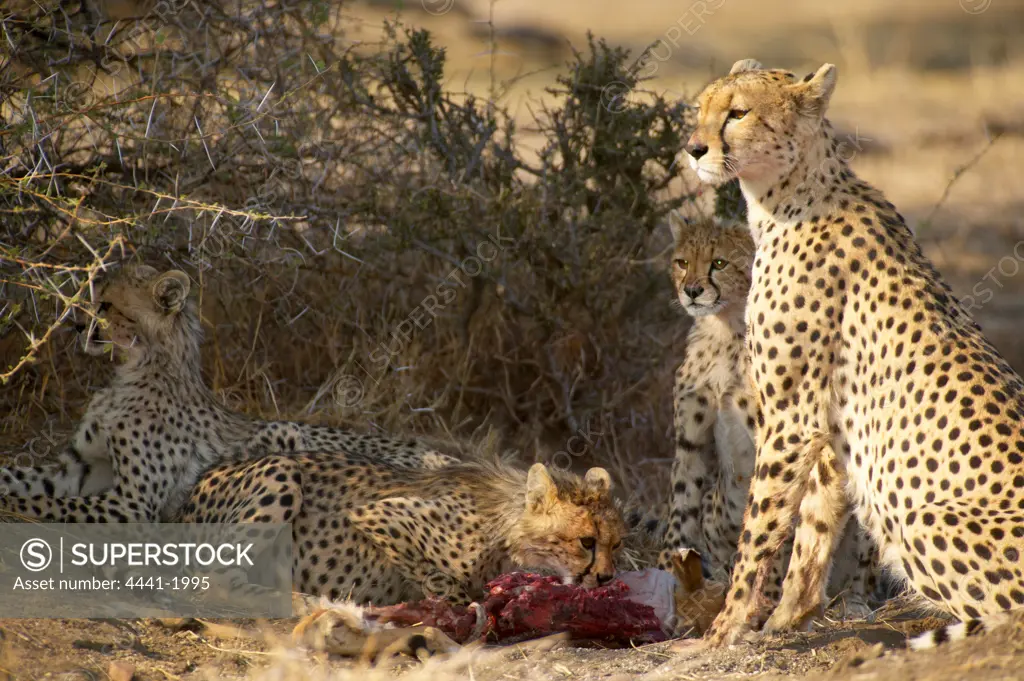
[363,572,665,645]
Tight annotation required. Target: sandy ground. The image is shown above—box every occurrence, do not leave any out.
[1,602,1020,680]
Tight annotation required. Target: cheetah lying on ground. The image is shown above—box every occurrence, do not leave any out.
[180,452,625,605]
[0,265,453,522]
[662,210,879,616]
[684,58,1024,648]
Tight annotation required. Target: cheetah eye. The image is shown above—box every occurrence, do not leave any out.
[612,540,622,551]
[727,109,749,121]
[711,258,729,271]
[579,537,596,551]
[673,259,688,270]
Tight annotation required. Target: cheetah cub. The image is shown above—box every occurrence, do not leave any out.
[686,59,1024,648]
[0,266,453,523]
[181,454,625,605]
[662,210,877,616]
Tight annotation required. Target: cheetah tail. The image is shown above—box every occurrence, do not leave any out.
[908,612,1013,651]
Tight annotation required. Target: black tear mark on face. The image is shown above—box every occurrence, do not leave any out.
[574,538,597,584]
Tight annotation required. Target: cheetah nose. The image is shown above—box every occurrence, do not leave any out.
[596,572,615,586]
[684,284,704,299]
[686,142,709,160]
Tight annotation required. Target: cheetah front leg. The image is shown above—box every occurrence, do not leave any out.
[699,390,759,582]
[704,338,842,646]
[0,448,92,498]
[1,415,117,499]
[662,370,720,566]
[702,479,793,613]
[702,425,823,647]
[762,443,849,633]
[0,435,173,522]
[0,491,153,522]
[826,521,879,619]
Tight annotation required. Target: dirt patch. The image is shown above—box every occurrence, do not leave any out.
[0,618,271,680]
[3,606,1020,681]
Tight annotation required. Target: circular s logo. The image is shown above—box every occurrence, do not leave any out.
[960,0,991,14]
[20,538,52,572]
[600,81,633,114]
[334,374,364,408]
[421,0,455,16]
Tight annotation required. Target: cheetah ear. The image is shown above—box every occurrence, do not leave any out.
[584,467,612,498]
[526,463,558,511]
[668,211,689,246]
[795,63,837,116]
[729,58,763,75]
[152,270,191,314]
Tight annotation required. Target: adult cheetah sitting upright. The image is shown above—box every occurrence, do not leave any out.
[662,210,877,614]
[0,265,453,523]
[180,452,625,605]
[684,59,1024,647]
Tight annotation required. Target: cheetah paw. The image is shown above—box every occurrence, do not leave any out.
[669,637,709,657]
[828,594,873,621]
[702,614,755,649]
[761,606,817,635]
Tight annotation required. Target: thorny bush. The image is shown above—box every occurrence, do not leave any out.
[0,0,743,501]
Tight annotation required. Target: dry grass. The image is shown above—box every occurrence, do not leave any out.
[0,604,1017,680]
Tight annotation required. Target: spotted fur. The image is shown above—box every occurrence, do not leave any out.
[180,455,626,605]
[661,211,878,617]
[685,59,1024,648]
[0,266,454,523]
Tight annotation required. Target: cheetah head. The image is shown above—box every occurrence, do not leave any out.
[669,211,754,319]
[685,58,837,186]
[509,463,626,589]
[77,265,195,364]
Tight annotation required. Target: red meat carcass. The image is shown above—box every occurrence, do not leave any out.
[363,572,665,645]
